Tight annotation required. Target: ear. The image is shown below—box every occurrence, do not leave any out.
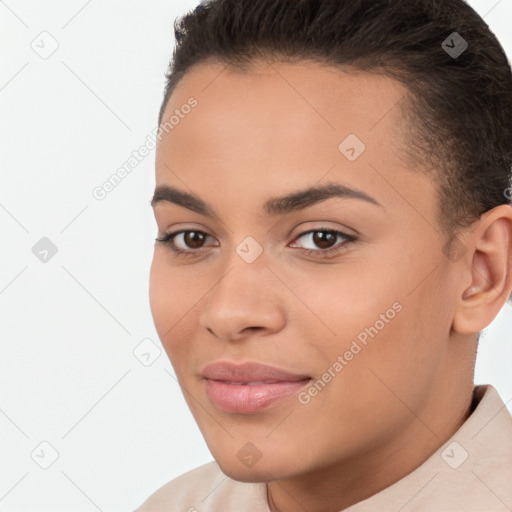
[452,204,512,334]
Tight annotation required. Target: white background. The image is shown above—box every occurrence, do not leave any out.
[0,1,511,510]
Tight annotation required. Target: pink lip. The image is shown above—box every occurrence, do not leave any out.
[201,361,312,414]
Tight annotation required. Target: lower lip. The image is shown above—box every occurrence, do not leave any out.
[204,378,312,414]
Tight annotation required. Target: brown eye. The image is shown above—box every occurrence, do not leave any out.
[311,231,337,249]
[182,231,207,249]
[289,229,357,259]
[155,230,215,253]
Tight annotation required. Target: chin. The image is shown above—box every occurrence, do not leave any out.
[214,453,299,483]
[217,462,274,483]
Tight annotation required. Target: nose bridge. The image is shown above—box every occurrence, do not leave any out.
[199,243,285,339]
[208,242,270,311]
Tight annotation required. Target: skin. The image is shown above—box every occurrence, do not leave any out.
[149,59,512,512]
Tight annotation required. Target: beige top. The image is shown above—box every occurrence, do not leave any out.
[135,384,512,511]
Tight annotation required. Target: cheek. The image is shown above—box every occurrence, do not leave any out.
[303,255,444,391]
[149,253,169,333]
[291,259,400,341]
[332,285,447,424]
[149,253,189,348]
[149,252,209,366]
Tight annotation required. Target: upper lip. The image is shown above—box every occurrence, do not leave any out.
[201,361,311,383]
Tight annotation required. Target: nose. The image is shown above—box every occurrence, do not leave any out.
[198,259,286,342]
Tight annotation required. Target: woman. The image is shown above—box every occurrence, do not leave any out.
[137,0,512,510]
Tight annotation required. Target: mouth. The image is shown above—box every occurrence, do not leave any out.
[203,378,312,414]
[201,360,311,382]
[220,380,283,385]
[200,361,312,414]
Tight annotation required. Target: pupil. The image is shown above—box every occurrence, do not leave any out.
[313,231,335,249]
[185,231,205,248]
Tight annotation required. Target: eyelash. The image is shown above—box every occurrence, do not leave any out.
[155,228,357,259]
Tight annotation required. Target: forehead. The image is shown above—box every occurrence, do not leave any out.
[157,60,409,164]
[154,60,430,219]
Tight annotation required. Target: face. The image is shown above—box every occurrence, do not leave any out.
[149,60,465,482]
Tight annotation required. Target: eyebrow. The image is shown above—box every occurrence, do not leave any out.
[150,182,382,218]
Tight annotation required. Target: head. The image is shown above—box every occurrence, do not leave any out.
[149,0,512,483]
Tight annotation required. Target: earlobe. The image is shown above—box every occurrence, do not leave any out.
[452,206,512,335]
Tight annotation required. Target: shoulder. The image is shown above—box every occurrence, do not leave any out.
[134,461,269,512]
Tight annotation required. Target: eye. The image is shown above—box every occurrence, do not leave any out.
[155,228,357,259]
[155,230,216,256]
[289,229,356,258]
